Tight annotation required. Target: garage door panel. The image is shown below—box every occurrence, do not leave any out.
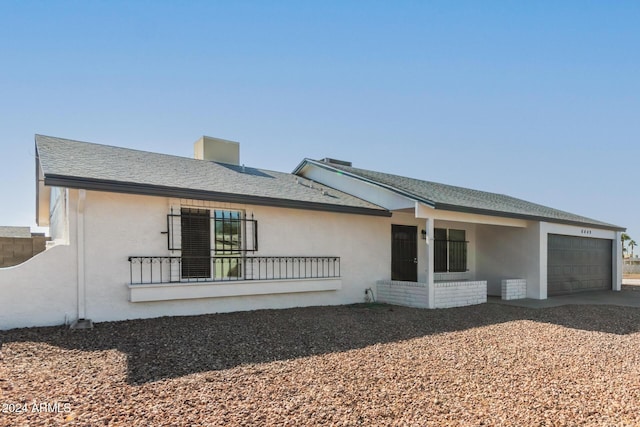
[547,234,612,296]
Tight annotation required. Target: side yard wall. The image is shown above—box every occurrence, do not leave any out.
[624,261,640,274]
[0,244,77,329]
[0,236,49,267]
[1,190,78,330]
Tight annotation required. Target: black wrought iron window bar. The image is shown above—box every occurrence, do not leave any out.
[434,239,468,273]
[128,256,341,285]
[166,208,258,253]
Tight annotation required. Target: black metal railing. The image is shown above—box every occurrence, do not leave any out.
[434,239,468,273]
[128,256,341,285]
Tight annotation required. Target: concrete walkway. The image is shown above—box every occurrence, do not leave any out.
[488,290,640,309]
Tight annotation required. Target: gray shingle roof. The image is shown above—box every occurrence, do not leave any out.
[35,135,389,216]
[299,159,624,231]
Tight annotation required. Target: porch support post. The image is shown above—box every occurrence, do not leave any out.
[425,217,435,308]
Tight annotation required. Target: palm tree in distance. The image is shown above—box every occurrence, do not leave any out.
[622,233,630,257]
[630,240,637,258]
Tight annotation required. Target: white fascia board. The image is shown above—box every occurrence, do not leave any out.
[541,221,618,240]
[129,278,342,302]
[36,158,51,227]
[298,162,415,211]
[415,202,434,219]
[417,202,528,228]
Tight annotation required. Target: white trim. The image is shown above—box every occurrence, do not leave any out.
[128,277,342,302]
[542,222,618,240]
[299,163,415,211]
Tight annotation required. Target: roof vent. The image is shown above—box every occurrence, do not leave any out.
[321,157,352,167]
[194,136,240,165]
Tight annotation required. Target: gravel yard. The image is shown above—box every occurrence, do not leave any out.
[2,302,640,426]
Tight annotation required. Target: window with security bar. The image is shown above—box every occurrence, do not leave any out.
[214,210,242,279]
[181,208,211,279]
[434,228,467,273]
[167,208,258,280]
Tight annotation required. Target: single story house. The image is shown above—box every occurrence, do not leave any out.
[0,134,624,329]
[295,157,624,306]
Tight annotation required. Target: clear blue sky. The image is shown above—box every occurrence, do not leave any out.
[1,1,638,241]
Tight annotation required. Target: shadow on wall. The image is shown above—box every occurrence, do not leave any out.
[2,303,640,385]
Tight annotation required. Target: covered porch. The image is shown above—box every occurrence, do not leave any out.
[377,202,534,308]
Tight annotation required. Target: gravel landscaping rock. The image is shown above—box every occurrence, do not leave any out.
[2,303,640,426]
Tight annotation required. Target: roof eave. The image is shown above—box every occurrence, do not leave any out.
[43,174,392,218]
[291,158,310,175]
[297,159,625,232]
[435,203,626,232]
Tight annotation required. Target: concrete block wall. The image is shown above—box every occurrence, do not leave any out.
[433,280,487,308]
[376,280,429,308]
[501,279,526,300]
[0,236,48,268]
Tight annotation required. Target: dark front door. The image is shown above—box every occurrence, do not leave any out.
[181,208,211,279]
[392,225,418,282]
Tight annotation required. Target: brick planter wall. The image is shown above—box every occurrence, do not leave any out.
[376,280,487,309]
[433,281,487,308]
[376,280,430,308]
[501,279,526,300]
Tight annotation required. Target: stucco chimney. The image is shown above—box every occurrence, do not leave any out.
[194,136,240,165]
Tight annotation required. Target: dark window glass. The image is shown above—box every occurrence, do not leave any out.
[448,229,467,272]
[181,208,211,278]
[434,228,467,273]
[214,210,242,254]
[434,228,448,273]
[214,210,242,279]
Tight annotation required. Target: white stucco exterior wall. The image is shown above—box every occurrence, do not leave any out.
[2,188,392,330]
[476,224,531,296]
[76,190,390,324]
[49,187,69,243]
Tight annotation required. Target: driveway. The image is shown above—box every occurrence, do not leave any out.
[489,289,640,308]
